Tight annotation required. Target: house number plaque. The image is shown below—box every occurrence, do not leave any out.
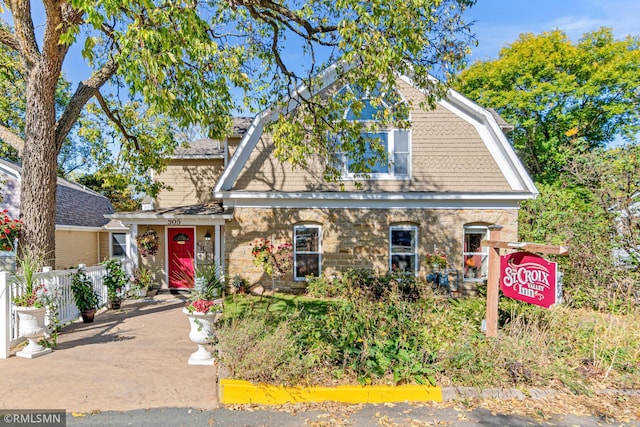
[168,219,181,225]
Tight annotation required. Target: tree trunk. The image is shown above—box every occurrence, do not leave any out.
[20,63,60,265]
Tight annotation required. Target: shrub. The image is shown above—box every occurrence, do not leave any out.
[306,268,428,302]
[220,268,640,391]
[216,315,317,385]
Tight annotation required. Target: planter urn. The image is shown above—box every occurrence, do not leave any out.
[183,307,222,365]
[14,306,52,358]
[81,309,96,323]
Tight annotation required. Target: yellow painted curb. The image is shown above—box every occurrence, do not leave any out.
[220,379,442,405]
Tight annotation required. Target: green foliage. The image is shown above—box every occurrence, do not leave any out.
[306,268,426,302]
[0,43,97,175]
[456,28,640,182]
[216,316,318,386]
[2,0,478,255]
[219,276,640,391]
[566,145,640,269]
[102,259,128,302]
[75,173,141,212]
[11,248,47,307]
[70,269,101,311]
[519,180,639,313]
[193,263,224,300]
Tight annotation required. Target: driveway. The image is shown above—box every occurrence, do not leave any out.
[0,293,219,413]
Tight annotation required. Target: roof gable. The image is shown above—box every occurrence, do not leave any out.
[214,68,537,202]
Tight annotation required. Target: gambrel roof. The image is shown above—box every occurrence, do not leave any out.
[214,65,537,210]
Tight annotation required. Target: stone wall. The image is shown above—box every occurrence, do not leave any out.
[225,206,519,293]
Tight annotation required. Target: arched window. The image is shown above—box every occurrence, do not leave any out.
[332,83,410,179]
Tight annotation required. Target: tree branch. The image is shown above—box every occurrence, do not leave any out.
[233,0,338,45]
[6,0,41,69]
[55,58,118,151]
[94,91,140,151]
[0,27,21,52]
[41,0,73,73]
[0,123,25,154]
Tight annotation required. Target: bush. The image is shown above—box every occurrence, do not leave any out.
[219,268,640,391]
[519,182,640,314]
[306,268,428,302]
[216,315,318,385]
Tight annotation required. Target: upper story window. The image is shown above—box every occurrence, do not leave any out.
[332,83,410,180]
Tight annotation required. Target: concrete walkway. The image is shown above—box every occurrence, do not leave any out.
[0,293,219,413]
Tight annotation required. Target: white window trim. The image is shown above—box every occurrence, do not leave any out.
[293,224,322,281]
[337,129,412,180]
[109,232,129,259]
[463,225,489,282]
[389,225,419,276]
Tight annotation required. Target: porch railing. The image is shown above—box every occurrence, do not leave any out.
[0,258,134,359]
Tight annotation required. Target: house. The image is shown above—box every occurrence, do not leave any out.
[108,68,537,294]
[0,159,119,270]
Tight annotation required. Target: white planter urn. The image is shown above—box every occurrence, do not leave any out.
[15,306,52,358]
[183,306,222,365]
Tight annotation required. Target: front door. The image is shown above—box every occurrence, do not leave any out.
[168,228,195,288]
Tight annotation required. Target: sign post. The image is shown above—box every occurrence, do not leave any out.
[482,227,568,338]
[484,225,503,337]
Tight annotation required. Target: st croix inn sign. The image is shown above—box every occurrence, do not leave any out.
[481,225,568,337]
[500,252,558,308]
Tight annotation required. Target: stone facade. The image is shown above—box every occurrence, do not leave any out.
[225,206,519,293]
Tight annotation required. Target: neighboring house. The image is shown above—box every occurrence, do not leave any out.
[0,159,118,270]
[109,68,537,294]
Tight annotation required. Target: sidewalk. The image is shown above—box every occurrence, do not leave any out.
[0,293,219,413]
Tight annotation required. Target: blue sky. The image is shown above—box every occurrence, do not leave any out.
[5,1,637,89]
[466,0,639,62]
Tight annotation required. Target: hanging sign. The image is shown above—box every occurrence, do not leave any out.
[500,252,558,308]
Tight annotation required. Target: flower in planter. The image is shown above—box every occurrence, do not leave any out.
[130,266,153,289]
[136,230,159,257]
[185,298,223,314]
[0,210,21,252]
[185,264,224,313]
[11,249,59,308]
[425,251,447,269]
[103,258,129,302]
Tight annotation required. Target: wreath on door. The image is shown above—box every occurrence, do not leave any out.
[136,230,159,257]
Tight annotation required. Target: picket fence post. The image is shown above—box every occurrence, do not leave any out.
[0,271,10,359]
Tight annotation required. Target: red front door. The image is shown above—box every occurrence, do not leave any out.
[168,228,195,288]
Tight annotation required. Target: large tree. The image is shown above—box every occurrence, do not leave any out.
[456,28,640,182]
[0,0,475,261]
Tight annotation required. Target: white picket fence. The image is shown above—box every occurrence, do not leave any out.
[0,258,134,359]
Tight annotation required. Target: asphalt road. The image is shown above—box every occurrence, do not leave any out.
[64,404,638,427]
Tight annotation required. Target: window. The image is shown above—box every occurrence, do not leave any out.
[463,226,488,281]
[336,130,410,178]
[389,225,418,275]
[294,225,321,280]
[333,83,410,179]
[111,233,127,258]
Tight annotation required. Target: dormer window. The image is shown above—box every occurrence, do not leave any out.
[332,83,410,180]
